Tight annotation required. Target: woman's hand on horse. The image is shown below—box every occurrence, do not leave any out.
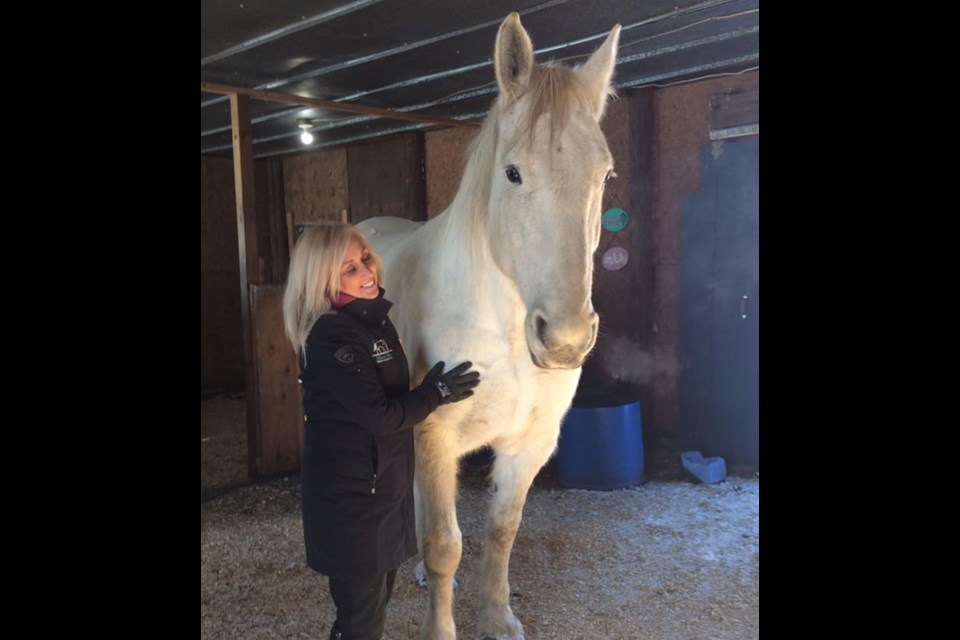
[424,361,481,405]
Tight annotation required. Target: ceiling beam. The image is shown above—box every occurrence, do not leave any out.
[201,82,479,129]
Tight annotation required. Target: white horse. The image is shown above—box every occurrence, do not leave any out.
[359,13,619,640]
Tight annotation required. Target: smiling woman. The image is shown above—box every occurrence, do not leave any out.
[281,222,480,640]
[338,238,380,300]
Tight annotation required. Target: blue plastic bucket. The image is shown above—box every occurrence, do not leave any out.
[557,401,644,490]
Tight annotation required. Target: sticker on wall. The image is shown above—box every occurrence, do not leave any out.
[602,207,629,232]
[601,246,629,271]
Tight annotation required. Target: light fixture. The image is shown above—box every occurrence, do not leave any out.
[298,120,314,145]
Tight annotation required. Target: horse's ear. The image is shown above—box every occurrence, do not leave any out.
[495,12,534,102]
[577,25,621,120]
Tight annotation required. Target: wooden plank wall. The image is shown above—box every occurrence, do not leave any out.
[348,134,426,222]
[425,126,475,219]
[283,146,349,229]
[281,132,427,243]
[256,159,290,284]
[201,156,243,390]
[202,156,288,392]
[251,284,303,475]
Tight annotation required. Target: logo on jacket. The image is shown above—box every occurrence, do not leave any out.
[334,346,354,364]
[371,339,394,363]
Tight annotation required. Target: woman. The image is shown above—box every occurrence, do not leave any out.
[283,223,479,640]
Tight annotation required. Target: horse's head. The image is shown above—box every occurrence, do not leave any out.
[482,13,620,369]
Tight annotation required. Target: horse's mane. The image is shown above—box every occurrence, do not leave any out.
[439,64,596,264]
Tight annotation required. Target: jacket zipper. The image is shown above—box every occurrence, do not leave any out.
[370,438,379,494]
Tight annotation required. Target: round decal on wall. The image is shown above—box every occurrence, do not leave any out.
[602,207,629,232]
[601,246,629,271]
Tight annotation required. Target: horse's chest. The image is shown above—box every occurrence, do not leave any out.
[472,369,580,440]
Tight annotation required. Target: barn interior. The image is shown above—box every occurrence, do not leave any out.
[201,0,759,485]
[202,2,759,637]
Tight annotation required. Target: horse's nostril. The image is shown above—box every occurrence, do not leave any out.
[536,315,548,348]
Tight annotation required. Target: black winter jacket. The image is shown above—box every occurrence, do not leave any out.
[299,291,439,577]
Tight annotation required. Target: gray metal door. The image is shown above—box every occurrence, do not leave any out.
[680,137,759,469]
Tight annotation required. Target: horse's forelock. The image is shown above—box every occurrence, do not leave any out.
[524,64,594,146]
[451,63,594,225]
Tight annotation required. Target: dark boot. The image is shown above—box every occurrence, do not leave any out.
[328,621,342,640]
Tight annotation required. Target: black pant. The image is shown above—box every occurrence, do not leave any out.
[327,569,398,640]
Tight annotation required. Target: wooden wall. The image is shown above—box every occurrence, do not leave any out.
[425,126,475,219]
[201,156,243,391]
[348,135,426,222]
[283,147,349,227]
[251,284,304,474]
[201,156,288,392]
[282,131,428,232]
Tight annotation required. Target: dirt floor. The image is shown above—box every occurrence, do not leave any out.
[201,393,759,639]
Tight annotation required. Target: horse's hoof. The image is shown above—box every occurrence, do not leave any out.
[478,605,524,640]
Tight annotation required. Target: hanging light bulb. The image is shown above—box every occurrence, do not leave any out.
[298,121,314,145]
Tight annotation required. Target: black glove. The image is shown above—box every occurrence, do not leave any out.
[422,361,480,405]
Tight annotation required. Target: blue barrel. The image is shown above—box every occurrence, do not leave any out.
[557,401,644,490]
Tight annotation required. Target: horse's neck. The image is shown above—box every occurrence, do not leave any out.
[415,204,521,328]
[391,202,524,356]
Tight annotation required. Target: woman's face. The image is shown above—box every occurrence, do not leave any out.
[339,238,379,299]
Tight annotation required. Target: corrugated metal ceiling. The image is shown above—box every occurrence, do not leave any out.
[200,0,759,159]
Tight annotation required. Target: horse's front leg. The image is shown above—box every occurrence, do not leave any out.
[476,437,556,640]
[415,423,462,640]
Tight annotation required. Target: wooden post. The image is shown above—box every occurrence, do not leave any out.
[251,284,304,475]
[230,93,263,478]
[263,158,289,284]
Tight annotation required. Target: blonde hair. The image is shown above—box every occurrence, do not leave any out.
[282,223,384,357]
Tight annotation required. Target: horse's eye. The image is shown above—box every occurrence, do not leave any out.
[505,165,522,184]
[604,170,616,186]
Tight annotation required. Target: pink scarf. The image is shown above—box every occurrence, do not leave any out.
[329,292,358,308]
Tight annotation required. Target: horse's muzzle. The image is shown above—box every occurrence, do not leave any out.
[527,310,599,369]
[529,345,585,369]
